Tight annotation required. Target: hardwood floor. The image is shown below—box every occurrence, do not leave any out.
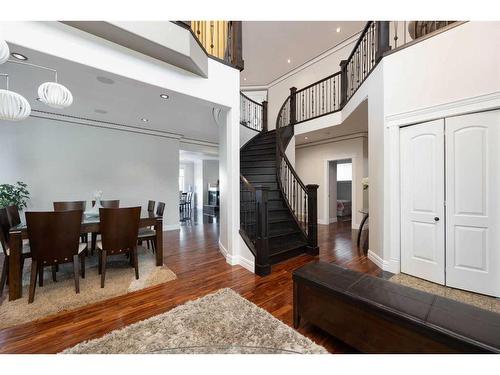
[0,214,379,353]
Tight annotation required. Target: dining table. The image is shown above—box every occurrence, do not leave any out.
[7,211,164,301]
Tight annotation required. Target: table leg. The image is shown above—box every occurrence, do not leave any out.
[154,218,163,266]
[357,213,369,248]
[8,232,22,301]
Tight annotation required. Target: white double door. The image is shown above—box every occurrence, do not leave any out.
[400,110,500,297]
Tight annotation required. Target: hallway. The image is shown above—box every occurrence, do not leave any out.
[0,220,378,353]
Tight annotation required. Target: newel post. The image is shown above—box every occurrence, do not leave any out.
[289,87,297,125]
[262,100,268,132]
[230,21,244,71]
[339,59,348,107]
[375,21,391,62]
[255,185,270,276]
[306,184,319,256]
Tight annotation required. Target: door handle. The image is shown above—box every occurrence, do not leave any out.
[434,217,440,222]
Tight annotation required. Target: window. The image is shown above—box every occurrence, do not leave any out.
[337,162,352,181]
[179,168,185,191]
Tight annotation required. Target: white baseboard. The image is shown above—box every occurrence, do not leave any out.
[163,224,180,231]
[329,217,337,224]
[367,250,400,273]
[367,249,388,270]
[219,240,255,273]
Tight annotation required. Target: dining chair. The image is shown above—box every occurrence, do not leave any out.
[53,201,88,244]
[185,192,193,211]
[179,192,187,212]
[97,207,141,288]
[25,210,87,303]
[90,200,120,252]
[0,207,31,296]
[147,200,155,213]
[138,202,165,253]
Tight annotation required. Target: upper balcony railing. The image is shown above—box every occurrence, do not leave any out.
[240,92,267,132]
[177,21,244,71]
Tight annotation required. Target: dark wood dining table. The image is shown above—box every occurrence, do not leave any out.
[7,212,164,301]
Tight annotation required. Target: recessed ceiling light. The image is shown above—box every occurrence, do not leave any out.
[287,58,291,64]
[11,52,28,61]
[95,109,108,114]
[243,78,247,81]
[35,97,41,102]
[336,27,341,33]
[305,136,308,140]
[96,76,115,85]
[160,94,169,100]
[141,118,149,122]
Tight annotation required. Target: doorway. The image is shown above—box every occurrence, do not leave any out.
[327,159,353,225]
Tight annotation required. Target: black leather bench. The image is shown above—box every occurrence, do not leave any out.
[293,262,500,353]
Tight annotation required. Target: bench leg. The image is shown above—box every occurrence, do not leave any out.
[293,282,301,328]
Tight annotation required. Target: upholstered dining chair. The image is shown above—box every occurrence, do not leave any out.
[147,200,155,213]
[0,207,31,296]
[97,207,141,288]
[90,200,120,252]
[26,210,87,303]
[138,202,165,253]
[53,201,88,245]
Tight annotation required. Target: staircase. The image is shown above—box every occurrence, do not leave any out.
[240,130,309,268]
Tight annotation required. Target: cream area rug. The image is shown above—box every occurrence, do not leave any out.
[390,273,500,313]
[0,247,176,329]
[63,288,327,354]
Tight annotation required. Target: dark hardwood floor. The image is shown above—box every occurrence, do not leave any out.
[0,211,379,353]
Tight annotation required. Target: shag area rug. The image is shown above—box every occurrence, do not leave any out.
[0,247,176,329]
[63,288,327,354]
[390,273,500,313]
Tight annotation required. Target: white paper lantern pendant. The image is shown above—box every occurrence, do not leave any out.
[0,89,31,121]
[38,81,73,109]
[0,39,9,65]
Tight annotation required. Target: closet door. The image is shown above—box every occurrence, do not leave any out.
[400,119,445,284]
[445,110,500,297]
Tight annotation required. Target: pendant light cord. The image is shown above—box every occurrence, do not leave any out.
[0,73,8,89]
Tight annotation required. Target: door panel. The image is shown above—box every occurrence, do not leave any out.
[445,110,500,297]
[400,119,445,284]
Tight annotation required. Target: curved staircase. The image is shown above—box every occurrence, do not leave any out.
[240,130,309,269]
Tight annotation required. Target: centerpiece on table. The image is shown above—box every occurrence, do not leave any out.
[84,190,103,217]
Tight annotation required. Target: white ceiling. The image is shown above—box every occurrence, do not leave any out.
[241,21,366,86]
[0,44,220,144]
[296,99,368,146]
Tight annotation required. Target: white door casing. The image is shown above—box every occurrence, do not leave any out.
[400,119,445,284]
[445,110,500,297]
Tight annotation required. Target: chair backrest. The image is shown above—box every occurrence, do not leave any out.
[147,200,155,213]
[0,207,11,255]
[99,207,140,252]
[26,210,83,265]
[6,205,21,227]
[186,192,193,204]
[92,200,120,208]
[53,200,86,211]
[156,202,166,217]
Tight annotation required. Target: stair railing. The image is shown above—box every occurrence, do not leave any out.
[275,92,319,254]
[240,92,268,132]
[240,175,270,275]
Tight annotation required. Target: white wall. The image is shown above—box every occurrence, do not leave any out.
[193,160,203,208]
[0,117,180,230]
[202,160,219,205]
[180,161,194,192]
[295,135,368,227]
[241,90,267,104]
[240,125,259,147]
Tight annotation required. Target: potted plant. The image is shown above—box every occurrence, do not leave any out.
[0,181,30,209]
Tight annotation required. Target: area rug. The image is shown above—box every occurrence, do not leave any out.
[63,288,327,354]
[389,273,500,313]
[0,247,176,329]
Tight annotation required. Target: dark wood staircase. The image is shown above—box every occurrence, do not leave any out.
[240,130,309,268]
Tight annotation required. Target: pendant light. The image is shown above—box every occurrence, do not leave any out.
[0,39,9,65]
[0,74,31,121]
[38,81,73,109]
